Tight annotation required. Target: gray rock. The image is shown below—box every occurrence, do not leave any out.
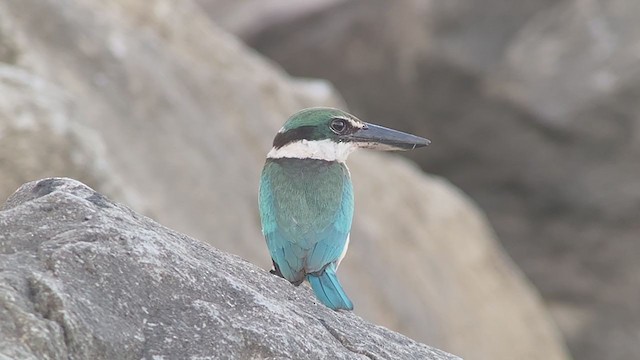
[496,0,640,120]
[206,0,560,73]
[195,0,347,39]
[491,1,640,359]
[0,178,460,360]
[0,64,133,210]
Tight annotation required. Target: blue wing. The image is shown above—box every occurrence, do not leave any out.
[259,159,353,284]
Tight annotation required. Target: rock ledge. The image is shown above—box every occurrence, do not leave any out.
[0,178,459,360]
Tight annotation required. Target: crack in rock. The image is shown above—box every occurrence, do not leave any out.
[27,275,71,354]
[319,318,377,360]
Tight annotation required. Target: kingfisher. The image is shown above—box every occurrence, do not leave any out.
[258,108,429,310]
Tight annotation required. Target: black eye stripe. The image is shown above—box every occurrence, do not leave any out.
[272,126,317,149]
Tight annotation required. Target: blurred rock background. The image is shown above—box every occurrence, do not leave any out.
[200,1,640,360]
[2,0,634,360]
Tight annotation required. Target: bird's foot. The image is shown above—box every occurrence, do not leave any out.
[270,268,284,278]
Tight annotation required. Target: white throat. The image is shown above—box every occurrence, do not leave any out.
[267,139,357,162]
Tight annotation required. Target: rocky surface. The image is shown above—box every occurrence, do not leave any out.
[0,64,131,211]
[221,0,640,359]
[0,178,459,359]
[0,1,569,360]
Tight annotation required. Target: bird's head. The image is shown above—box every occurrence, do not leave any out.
[267,107,430,162]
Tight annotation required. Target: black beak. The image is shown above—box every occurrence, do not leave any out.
[348,122,430,151]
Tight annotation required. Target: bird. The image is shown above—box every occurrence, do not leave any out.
[258,107,430,310]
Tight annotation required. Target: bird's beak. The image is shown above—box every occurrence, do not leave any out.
[348,122,430,151]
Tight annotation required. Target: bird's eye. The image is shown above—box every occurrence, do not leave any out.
[329,118,348,134]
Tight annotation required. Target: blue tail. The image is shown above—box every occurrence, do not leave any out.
[307,265,353,310]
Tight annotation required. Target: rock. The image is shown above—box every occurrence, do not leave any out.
[208,0,560,73]
[0,64,136,212]
[495,0,640,120]
[0,1,569,360]
[491,1,640,359]
[195,0,347,39]
[0,65,91,201]
[0,178,459,360]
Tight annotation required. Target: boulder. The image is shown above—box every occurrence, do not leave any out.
[0,178,459,360]
[0,64,134,211]
[194,0,347,39]
[492,1,640,359]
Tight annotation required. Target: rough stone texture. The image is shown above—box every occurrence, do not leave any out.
[0,178,459,360]
[0,1,569,360]
[227,1,640,359]
[0,65,133,210]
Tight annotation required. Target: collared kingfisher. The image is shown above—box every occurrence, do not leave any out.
[259,108,430,310]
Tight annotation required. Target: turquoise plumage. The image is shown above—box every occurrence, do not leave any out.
[259,158,354,310]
